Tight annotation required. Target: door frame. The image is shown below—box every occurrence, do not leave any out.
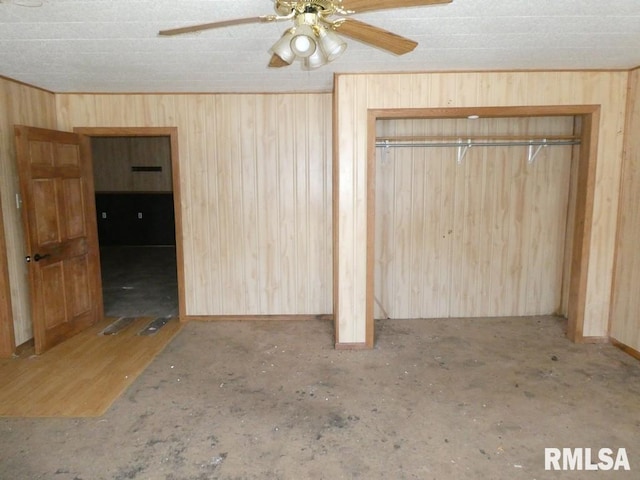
[0,194,16,358]
[74,127,186,320]
[364,105,600,346]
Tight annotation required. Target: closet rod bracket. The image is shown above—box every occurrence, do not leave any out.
[382,139,390,165]
[457,139,472,165]
[528,139,547,164]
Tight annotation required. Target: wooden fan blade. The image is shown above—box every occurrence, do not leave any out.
[159,16,265,36]
[268,54,291,68]
[340,0,452,13]
[335,18,417,55]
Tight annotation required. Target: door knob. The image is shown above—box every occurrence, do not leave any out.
[33,253,51,262]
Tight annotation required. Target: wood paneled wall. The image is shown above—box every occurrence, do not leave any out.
[374,117,575,319]
[56,93,333,317]
[91,136,172,192]
[0,193,15,357]
[0,78,57,346]
[334,72,628,345]
[2,72,634,351]
[610,68,640,353]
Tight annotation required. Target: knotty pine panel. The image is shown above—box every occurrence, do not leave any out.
[0,78,57,345]
[374,117,574,319]
[335,71,628,344]
[56,93,333,317]
[610,68,640,352]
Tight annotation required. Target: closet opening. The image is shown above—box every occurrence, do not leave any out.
[365,106,599,346]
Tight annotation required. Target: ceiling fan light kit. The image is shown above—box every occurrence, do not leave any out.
[317,27,347,61]
[270,12,349,70]
[289,21,318,57]
[305,45,327,69]
[271,29,297,64]
[158,0,453,70]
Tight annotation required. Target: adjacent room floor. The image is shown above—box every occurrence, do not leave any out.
[1,316,639,479]
[100,245,178,318]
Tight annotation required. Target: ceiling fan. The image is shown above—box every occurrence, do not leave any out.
[159,0,453,70]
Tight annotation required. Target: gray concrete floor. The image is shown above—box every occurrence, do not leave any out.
[100,246,178,318]
[1,316,639,479]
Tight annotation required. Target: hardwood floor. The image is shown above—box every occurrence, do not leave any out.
[0,316,181,417]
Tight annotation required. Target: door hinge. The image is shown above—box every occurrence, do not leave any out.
[16,193,22,209]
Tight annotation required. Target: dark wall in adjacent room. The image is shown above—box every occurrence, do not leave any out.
[96,193,175,246]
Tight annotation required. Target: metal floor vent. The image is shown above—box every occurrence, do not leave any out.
[138,316,173,336]
[100,317,135,336]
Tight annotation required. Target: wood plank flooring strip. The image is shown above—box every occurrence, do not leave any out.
[0,317,182,418]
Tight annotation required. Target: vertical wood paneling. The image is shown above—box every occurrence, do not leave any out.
[186,95,212,314]
[294,95,309,311]
[91,136,172,192]
[540,75,613,327]
[276,96,296,313]
[335,71,628,344]
[610,68,640,352]
[335,76,369,342]
[239,95,260,313]
[0,78,57,345]
[560,123,582,316]
[310,93,333,313]
[374,117,574,319]
[56,92,333,317]
[255,95,280,313]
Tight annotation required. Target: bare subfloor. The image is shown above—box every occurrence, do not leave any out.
[100,246,178,318]
[1,316,639,479]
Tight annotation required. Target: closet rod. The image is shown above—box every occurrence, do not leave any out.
[375,139,581,148]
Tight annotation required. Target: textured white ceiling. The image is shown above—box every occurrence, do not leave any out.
[1,0,639,93]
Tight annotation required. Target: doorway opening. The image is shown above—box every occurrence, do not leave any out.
[365,106,599,346]
[76,127,184,321]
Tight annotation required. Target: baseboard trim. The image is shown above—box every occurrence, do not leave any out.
[185,314,333,322]
[611,338,640,362]
[573,335,610,344]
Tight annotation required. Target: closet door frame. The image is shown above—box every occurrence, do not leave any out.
[364,105,600,346]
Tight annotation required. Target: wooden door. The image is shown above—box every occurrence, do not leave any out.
[15,126,103,354]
